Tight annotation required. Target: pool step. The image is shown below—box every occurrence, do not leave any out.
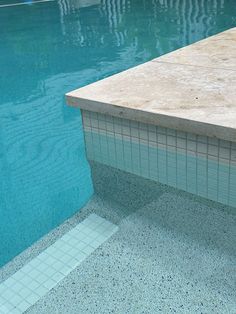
[0,214,118,314]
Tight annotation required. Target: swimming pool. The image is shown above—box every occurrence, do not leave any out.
[0,0,236,267]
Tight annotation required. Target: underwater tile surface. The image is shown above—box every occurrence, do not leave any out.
[0,214,118,313]
[1,163,236,313]
[82,111,236,208]
[26,192,236,314]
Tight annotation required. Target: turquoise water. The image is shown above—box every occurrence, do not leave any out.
[0,0,235,267]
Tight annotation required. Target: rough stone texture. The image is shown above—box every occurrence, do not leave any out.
[2,163,235,314]
[66,28,236,142]
[155,27,236,70]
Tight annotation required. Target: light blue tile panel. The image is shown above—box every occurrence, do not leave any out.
[0,214,118,314]
[82,111,236,208]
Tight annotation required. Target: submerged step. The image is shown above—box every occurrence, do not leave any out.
[66,28,236,209]
[0,214,118,314]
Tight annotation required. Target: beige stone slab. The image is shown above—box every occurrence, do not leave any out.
[66,28,236,142]
[154,28,236,71]
[66,60,236,142]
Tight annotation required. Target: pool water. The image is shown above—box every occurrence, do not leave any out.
[0,0,235,267]
[3,162,236,313]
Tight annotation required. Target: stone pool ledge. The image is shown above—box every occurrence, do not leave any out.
[66,27,236,143]
[66,27,236,208]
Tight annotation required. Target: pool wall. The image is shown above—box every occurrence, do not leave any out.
[67,28,236,210]
[82,110,236,208]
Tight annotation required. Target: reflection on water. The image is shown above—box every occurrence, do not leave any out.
[0,0,235,266]
[58,0,236,55]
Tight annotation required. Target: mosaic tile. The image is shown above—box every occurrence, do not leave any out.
[0,214,118,313]
[82,110,236,208]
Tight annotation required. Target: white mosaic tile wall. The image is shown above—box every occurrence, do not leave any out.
[82,110,236,208]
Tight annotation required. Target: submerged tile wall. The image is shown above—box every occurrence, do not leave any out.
[82,110,236,208]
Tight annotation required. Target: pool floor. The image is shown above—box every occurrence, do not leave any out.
[1,162,236,313]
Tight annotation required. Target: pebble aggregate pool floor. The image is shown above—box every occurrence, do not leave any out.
[1,162,236,314]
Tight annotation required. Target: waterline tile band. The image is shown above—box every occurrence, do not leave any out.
[82,111,236,208]
[0,214,118,314]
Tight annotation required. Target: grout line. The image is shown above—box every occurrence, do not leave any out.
[85,127,231,165]
[83,111,236,208]
[0,214,118,314]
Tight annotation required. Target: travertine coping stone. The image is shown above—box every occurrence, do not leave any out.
[66,28,236,142]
